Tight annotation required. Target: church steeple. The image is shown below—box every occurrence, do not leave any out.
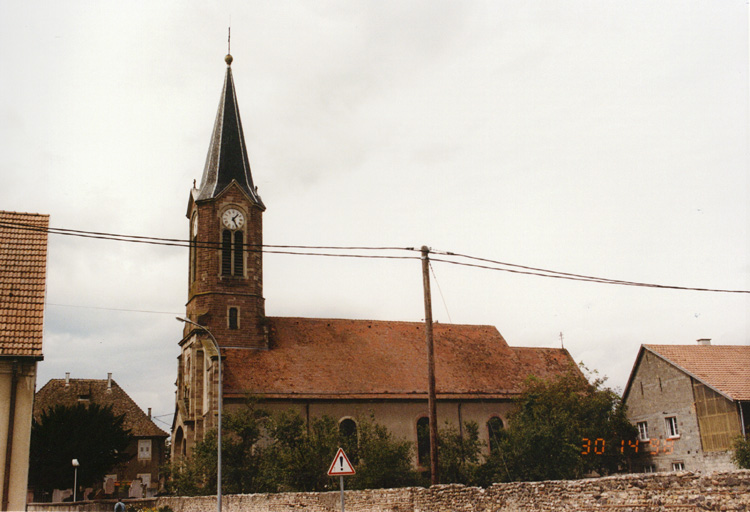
[195,55,265,209]
[185,52,267,350]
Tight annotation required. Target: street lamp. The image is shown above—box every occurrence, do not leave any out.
[71,459,79,502]
[176,317,222,512]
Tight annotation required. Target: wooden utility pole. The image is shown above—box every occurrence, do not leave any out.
[421,246,439,485]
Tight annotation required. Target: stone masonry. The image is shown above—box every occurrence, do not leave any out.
[30,470,750,512]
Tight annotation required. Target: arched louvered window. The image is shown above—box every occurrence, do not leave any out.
[190,213,198,283]
[233,231,244,276]
[221,230,232,275]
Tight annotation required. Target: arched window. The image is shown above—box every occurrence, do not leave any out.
[339,418,359,463]
[487,417,504,454]
[190,214,197,283]
[233,231,244,276]
[417,416,430,466]
[221,229,245,277]
[221,230,232,275]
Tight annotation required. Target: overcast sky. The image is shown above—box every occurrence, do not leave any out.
[1,1,748,430]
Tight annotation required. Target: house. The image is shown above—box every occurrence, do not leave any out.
[0,210,49,511]
[34,374,169,499]
[172,53,577,462]
[623,340,750,472]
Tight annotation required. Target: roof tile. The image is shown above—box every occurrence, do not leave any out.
[222,317,575,399]
[644,344,750,401]
[0,210,49,358]
[34,377,168,438]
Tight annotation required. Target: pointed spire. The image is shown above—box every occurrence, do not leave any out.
[196,54,265,208]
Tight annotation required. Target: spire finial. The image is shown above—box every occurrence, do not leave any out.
[225,27,233,66]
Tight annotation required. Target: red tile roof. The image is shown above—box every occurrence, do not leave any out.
[34,377,168,438]
[222,317,576,400]
[644,344,750,401]
[0,211,49,358]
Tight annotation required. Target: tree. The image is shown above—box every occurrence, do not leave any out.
[732,436,750,469]
[264,411,340,492]
[480,366,638,483]
[436,421,482,485]
[29,403,133,493]
[347,417,418,490]
[167,406,420,494]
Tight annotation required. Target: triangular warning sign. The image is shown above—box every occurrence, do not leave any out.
[327,447,356,476]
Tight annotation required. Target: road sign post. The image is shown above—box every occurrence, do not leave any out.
[327,448,355,512]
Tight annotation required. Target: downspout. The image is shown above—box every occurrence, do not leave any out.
[740,401,746,439]
[2,360,19,511]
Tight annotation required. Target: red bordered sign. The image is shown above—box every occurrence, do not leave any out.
[327,447,356,476]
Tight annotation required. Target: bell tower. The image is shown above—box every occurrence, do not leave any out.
[173,51,267,457]
[185,52,267,349]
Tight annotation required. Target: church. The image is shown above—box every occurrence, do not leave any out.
[171,53,576,463]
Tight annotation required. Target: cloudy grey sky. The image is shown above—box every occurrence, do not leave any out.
[1,1,748,428]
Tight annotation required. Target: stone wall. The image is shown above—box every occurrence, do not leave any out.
[29,470,750,512]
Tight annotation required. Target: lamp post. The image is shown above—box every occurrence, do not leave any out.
[71,459,79,502]
[176,317,222,512]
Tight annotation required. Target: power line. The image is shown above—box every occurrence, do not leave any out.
[2,220,748,294]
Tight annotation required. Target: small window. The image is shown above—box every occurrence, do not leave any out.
[643,464,656,473]
[487,417,504,453]
[228,307,239,330]
[671,462,685,471]
[665,416,679,438]
[138,439,152,461]
[637,421,649,441]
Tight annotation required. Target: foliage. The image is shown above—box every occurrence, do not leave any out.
[29,403,133,493]
[731,436,750,469]
[264,411,340,492]
[479,366,638,483]
[347,417,418,489]
[439,421,482,484]
[167,405,419,494]
[165,402,271,496]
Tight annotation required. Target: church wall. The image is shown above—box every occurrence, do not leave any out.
[224,397,518,461]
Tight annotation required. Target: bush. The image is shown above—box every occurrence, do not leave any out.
[732,436,750,469]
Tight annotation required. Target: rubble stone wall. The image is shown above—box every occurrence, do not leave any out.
[29,470,750,512]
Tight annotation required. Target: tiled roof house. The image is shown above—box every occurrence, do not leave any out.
[34,374,169,499]
[0,210,49,511]
[172,55,578,463]
[623,340,750,472]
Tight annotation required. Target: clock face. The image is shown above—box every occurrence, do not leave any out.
[222,208,245,230]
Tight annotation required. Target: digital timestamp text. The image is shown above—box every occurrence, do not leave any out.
[581,438,676,456]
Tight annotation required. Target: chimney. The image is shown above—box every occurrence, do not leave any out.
[65,372,70,386]
[148,408,152,419]
[107,372,112,390]
[697,338,711,346]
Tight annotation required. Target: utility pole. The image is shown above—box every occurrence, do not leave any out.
[421,246,439,485]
